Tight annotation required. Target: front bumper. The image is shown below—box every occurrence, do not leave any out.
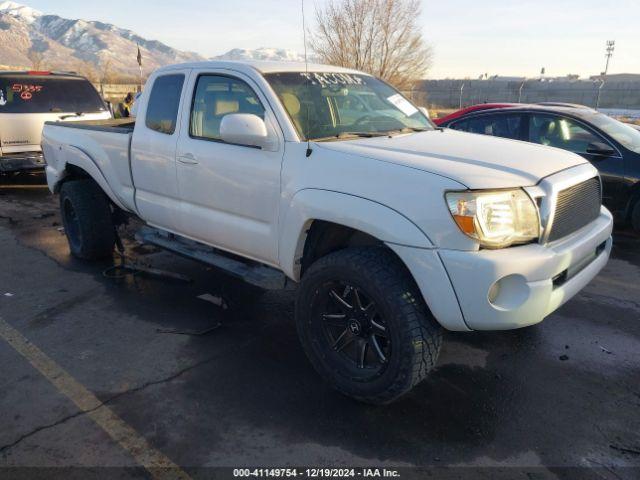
[0,152,46,173]
[391,207,613,331]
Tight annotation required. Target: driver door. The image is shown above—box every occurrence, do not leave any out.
[174,70,284,265]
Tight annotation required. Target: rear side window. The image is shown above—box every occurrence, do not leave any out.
[145,74,185,135]
[448,119,468,131]
[454,114,522,140]
[0,76,106,114]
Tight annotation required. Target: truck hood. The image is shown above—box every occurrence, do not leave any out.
[0,111,111,154]
[315,129,587,189]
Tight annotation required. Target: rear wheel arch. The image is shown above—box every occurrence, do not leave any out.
[53,147,129,212]
[54,164,91,192]
[57,167,128,227]
[59,178,116,259]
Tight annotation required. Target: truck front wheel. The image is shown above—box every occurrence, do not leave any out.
[295,247,443,404]
[59,179,116,260]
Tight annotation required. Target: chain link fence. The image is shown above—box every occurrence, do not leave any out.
[404,79,640,112]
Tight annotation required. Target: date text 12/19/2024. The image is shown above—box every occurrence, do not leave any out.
[233,469,401,478]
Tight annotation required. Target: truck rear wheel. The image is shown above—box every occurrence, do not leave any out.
[295,247,442,404]
[59,179,115,260]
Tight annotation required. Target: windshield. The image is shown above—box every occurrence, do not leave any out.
[0,76,107,114]
[265,72,432,140]
[588,113,640,154]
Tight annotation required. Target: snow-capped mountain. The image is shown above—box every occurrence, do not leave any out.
[212,48,313,63]
[0,1,204,77]
[0,0,39,22]
[0,2,312,79]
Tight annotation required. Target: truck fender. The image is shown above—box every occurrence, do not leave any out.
[278,188,434,280]
[54,144,130,211]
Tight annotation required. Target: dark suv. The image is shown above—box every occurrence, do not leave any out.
[438,105,640,231]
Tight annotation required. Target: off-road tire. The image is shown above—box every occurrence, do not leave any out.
[295,247,443,404]
[59,179,115,260]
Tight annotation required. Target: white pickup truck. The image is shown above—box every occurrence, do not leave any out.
[43,61,613,404]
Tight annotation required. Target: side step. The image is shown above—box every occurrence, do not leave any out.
[136,226,291,290]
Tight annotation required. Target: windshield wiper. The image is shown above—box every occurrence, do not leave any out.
[383,127,432,136]
[58,112,85,120]
[311,131,390,142]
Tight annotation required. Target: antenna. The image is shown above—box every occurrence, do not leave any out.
[301,0,312,157]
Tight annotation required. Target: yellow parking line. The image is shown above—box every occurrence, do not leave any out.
[0,316,191,480]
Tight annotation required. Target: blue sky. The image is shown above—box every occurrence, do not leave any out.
[23,0,640,78]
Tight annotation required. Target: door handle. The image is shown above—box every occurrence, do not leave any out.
[177,153,198,165]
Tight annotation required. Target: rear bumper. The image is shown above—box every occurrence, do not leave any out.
[0,152,46,173]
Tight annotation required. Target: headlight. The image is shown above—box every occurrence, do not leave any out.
[445,189,540,248]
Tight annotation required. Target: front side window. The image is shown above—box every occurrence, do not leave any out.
[586,112,640,154]
[529,114,605,154]
[0,75,106,114]
[145,74,185,135]
[453,114,522,140]
[265,72,431,140]
[190,75,265,141]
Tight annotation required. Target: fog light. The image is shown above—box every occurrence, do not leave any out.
[488,282,500,303]
[487,275,530,311]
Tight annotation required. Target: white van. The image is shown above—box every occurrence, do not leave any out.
[0,71,111,173]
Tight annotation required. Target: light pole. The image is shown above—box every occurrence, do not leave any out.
[595,79,606,110]
[518,79,527,103]
[603,40,615,76]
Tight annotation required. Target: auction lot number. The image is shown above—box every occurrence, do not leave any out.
[233,469,400,478]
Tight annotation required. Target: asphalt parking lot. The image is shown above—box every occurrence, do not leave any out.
[1,172,639,480]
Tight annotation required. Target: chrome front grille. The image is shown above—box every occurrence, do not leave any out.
[547,177,601,242]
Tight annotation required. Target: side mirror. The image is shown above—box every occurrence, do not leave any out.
[220,114,268,148]
[586,141,616,157]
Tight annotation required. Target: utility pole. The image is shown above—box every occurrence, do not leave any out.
[603,40,615,76]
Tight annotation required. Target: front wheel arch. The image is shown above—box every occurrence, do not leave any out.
[279,189,434,281]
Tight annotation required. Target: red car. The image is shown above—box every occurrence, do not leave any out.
[433,103,517,126]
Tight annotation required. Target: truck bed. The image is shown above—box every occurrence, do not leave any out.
[44,118,135,133]
[42,119,136,212]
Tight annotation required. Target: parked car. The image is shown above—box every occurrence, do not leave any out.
[437,104,640,230]
[0,71,111,174]
[42,61,612,404]
[433,103,517,125]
